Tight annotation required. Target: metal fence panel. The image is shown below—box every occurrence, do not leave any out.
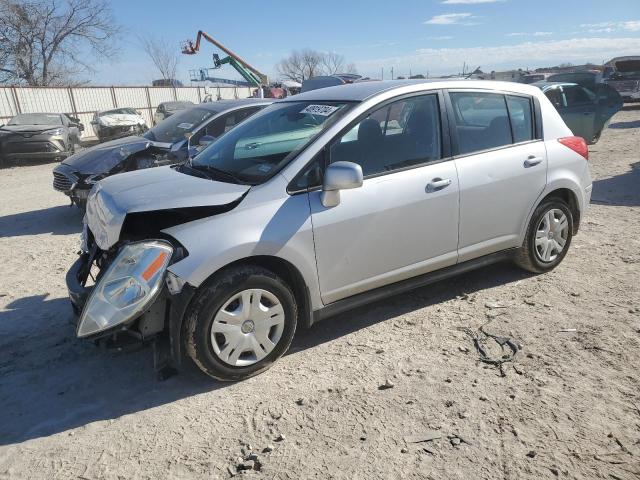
[147,87,175,108]
[0,88,18,124]
[16,88,73,115]
[72,88,113,112]
[175,88,201,103]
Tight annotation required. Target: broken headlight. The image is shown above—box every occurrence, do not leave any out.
[76,240,173,337]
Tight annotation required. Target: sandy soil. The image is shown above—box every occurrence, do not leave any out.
[0,108,639,480]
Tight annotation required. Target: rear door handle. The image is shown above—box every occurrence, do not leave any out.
[426,178,452,192]
[524,155,543,167]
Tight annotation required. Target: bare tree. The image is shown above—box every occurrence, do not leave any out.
[0,0,120,86]
[319,51,345,76]
[140,34,179,82]
[277,49,355,83]
[345,63,358,74]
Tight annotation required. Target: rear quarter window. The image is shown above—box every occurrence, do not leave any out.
[506,95,534,143]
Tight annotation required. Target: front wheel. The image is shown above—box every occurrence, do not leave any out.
[184,265,297,381]
[515,199,573,273]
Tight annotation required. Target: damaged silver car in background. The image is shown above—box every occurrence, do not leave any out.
[91,108,148,143]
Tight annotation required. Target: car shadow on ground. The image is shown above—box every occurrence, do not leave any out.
[0,261,528,446]
[0,205,83,237]
[591,162,640,207]
[608,119,640,129]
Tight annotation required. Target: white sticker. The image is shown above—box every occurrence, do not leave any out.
[300,105,339,116]
[177,122,193,129]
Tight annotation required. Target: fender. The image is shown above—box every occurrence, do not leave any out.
[518,168,590,244]
[164,175,324,312]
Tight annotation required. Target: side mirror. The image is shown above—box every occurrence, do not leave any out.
[321,161,363,207]
[199,134,216,146]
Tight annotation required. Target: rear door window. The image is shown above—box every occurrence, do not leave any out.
[562,85,595,107]
[450,92,512,155]
[506,95,534,143]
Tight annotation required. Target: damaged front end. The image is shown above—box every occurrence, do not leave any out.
[66,166,250,367]
[53,137,178,207]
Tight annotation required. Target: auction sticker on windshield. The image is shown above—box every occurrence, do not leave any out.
[300,105,340,116]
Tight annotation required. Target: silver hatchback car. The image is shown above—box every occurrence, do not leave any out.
[67,80,592,380]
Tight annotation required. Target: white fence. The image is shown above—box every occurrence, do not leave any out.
[0,85,255,138]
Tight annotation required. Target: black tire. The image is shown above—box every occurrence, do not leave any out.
[515,198,573,273]
[184,265,297,381]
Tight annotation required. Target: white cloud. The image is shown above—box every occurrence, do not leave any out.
[623,21,640,31]
[355,37,640,76]
[441,0,503,3]
[580,20,640,33]
[424,13,476,25]
[507,32,552,37]
[428,36,454,40]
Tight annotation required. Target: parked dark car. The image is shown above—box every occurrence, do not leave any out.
[0,113,83,166]
[534,82,622,144]
[604,56,640,102]
[53,99,271,206]
[91,108,148,143]
[153,101,194,125]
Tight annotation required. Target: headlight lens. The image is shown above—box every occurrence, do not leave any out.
[76,240,173,337]
[43,127,63,135]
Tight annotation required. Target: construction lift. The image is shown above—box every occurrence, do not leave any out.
[181,31,269,97]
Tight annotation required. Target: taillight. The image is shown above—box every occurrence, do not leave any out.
[558,136,588,160]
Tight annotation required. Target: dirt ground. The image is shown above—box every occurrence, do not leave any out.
[0,108,639,480]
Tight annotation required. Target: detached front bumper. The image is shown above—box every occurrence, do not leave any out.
[66,253,91,317]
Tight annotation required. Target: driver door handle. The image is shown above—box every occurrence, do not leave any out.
[426,178,452,192]
[524,155,543,167]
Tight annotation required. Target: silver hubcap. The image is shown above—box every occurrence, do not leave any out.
[211,289,285,367]
[535,208,569,262]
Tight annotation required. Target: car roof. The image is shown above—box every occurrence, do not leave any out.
[284,79,542,102]
[194,98,273,112]
[160,100,194,106]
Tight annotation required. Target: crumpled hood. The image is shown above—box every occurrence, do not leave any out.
[61,136,171,175]
[96,114,145,127]
[85,165,250,250]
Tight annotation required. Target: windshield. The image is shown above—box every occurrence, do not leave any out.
[8,113,62,126]
[191,101,354,184]
[144,107,216,143]
[165,101,193,112]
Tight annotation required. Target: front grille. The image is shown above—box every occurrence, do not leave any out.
[5,141,59,154]
[53,171,75,191]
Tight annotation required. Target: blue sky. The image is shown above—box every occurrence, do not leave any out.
[96,0,640,85]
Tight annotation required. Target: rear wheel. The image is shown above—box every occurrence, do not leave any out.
[184,265,297,381]
[515,198,573,273]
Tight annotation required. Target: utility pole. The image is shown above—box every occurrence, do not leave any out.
[381,67,384,80]
[391,67,394,80]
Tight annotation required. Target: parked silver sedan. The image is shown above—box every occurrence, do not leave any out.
[66,80,592,381]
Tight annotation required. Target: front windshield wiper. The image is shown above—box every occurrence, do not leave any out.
[190,164,253,185]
